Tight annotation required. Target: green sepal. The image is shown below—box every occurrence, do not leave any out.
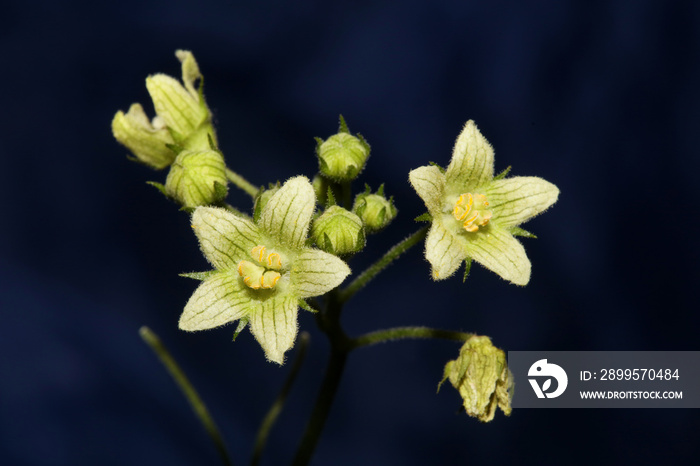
[179,205,195,214]
[298,298,318,314]
[326,187,337,207]
[323,232,333,252]
[376,183,385,196]
[493,165,512,181]
[146,181,168,197]
[165,143,185,155]
[428,161,445,173]
[414,212,433,223]
[213,181,228,203]
[462,257,472,283]
[232,317,249,341]
[314,137,324,152]
[338,114,350,134]
[510,226,537,239]
[363,183,372,194]
[207,133,218,151]
[179,270,218,281]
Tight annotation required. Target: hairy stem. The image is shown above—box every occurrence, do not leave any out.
[339,226,428,303]
[139,326,233,466]
[251,332,310,466]
[349,326,474,350]
[225,168,260,198]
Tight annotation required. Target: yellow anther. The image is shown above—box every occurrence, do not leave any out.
[239,247,284,290]
[453,192,493,233]
[251,245,266,263]
[267,252,282,269]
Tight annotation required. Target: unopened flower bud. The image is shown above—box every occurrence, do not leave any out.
[165,149,228,208]
[112,103,175,170]
[311,206,365,255]
[315,117,370,181]
[438,336,513,423]
[352,186,397,233]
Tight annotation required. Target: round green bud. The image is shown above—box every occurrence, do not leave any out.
[316,133,370,181]
[165,149,228,208]
[353,192,398,233]
[311,206,365,256]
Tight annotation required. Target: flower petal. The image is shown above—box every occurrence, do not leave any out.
[425,221,465,280]
[462,226,531,285]
[146,74,205,137]
[485,177,560,229]
[445,120,494,191]
[260,176,316,248]
[175,50,202,99]
[248,294,299,364]
[292,249,351,298]
[112,103,175,170]
[408,165,445,214]
[179,271,254,331]
[191,207,262,270]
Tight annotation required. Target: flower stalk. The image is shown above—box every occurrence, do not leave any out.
[139,326,233,466]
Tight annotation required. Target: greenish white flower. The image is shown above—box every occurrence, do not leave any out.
[179,176,351,364]
[112,50,214,169]
[438,336,512,423]
[409,120,559,285]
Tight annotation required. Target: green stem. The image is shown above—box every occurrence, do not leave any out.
[349,326,474,350]
[341,180,352,210]
[139,327,233,466]
[225,168,260,198]
[339,226,428,303]
[292,347,347,466]
[251,332,310,466]
[292,292,349,466]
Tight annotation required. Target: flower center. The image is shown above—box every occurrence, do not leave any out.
[453,193,492,232]
[237,245,283,290]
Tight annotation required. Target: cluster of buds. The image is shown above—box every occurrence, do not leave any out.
[112,50,227,209]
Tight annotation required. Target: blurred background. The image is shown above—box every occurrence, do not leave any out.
[2,0,699,464]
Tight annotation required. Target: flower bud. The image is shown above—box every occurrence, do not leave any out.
[112,103,176,170]
[165,149,228,208]
[315,117,370,181]
[352,186,397,233]
[311,206,365,255]
[438,336,512,423]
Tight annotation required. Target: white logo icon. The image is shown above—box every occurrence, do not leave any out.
[528,359,568,399]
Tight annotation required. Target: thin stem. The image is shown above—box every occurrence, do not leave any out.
[339,226,428,303]
[349,326,474,350]
[226,168,260,198]
[139,327,233,466]
[251,332,310,466]
[292,348,347,466]
[341,180,352,210]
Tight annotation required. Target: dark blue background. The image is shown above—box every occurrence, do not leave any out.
[2,0,699,464]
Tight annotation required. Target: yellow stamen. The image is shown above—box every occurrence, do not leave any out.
[453,192,493,233]
[239,246,284,290]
